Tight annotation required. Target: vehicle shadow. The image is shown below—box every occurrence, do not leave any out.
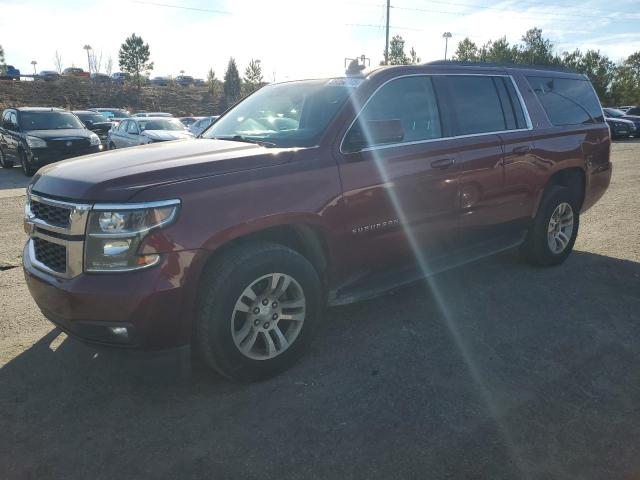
[1,249,639,479]
[0,166,30,193]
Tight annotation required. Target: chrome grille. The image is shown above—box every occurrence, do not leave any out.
[33,237,67,273]
[31,200,71,228]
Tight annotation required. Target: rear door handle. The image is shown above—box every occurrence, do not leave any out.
[512,145,531,155]
[430,158,455,169]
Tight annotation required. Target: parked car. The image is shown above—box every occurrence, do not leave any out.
[189,115,219,136]
[617,106,634,113]
[176,75,194,87]
[89,108,131,124]
[194,78,205,86]
[36,70,61,82]
[73,110,113,146]
[0,65,21,80]
[150,76,171,86]
[22,63,611,381]
[603,108,639,138]
[107,117,193,149]
[0,107,101,175]
[111,72,130,82]
[179,116,203,128]
[622,106,640,116]
[133,112,173,118]
[62,67,89,78]
[90,72,110,83]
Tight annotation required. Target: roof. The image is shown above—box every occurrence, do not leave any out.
[72,110,99,114]
[425,60,577,73]
[14,107,65,112]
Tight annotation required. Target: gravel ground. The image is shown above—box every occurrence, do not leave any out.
[1,142,639,479]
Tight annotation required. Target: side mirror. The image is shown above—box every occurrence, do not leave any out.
[344,119,404,153]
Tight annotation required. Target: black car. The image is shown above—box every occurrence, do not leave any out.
[0,107,102,176]
[622,106,640,116]
[37,71,62,82]
[73,110,113,147]
[603,107,639,138]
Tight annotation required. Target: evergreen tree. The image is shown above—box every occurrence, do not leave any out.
[118,33,153,88]
[223,57,242,108]
[453,38,479,61]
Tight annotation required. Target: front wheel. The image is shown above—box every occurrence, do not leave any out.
[521,186,579,266]
[20,151,35,176]
[0,148,13,168]
[195,243,323,381]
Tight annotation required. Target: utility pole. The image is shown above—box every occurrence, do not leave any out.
[384,0,390,65]
[31,60,37,75]
[442,32,452,61]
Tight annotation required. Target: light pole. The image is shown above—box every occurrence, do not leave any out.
[31,60,37,75]
[83,45,92,73]
[442,32,452,61]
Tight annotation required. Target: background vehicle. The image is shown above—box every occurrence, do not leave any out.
[22,64,611,381]
[0,65,21,80]
[36,70,61,81]
[176,75,194,87]
[89,108,131,125]
[194,78,205,86]
[189,115,219,136]
[618,106,634,113]
[107,117,193,149]
[62,67,89,78]
[133,112,173,118]
[73,110,113,146]
[179,116,203,128]
[603,107,639,137]
[150,76,171,86]
[0,107,101,175]
[622,106,640,116]
[111,72,130,82]
[90,72,110,83]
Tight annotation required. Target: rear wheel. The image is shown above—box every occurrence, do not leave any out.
[19,150,35,176]
[0,148,13,168]
[195,242,323,381]
[521,186,579,266]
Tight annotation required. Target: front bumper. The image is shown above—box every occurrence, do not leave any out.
[23,244,203,350]
[28,145,102,167]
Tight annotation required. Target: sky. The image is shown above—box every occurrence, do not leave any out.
[1,0,639,81]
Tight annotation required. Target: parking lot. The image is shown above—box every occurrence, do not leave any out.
[1,141,639,479]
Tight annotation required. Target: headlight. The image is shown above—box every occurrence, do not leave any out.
[26,136,47,148]
[89,133,101,146]
[84,199,180,272]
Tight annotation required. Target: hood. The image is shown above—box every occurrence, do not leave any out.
[30,139,296,202]
[607,118,635,125]
[142,130,193,141]
[25,128,91,140]
[621,114,640,122]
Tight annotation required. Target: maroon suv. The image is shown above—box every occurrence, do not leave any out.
[23,63,611,381]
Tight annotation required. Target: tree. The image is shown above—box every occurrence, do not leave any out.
[105,55,113,76]
[518,28,556,65]
[453,38,479,61]
[0,45,5,77]
[243,59,263,94]
[223,57,242,108]
[118,33,154,88]
[409,47,420,65]
[54,50,64,74]
[610,52,640,105]
[484,37,518,64]
[83,45,92,73]
[387,35,410,65]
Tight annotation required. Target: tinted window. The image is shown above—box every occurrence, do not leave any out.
[126,121,139,134]
[77,113,109,124]
[626,107,640,116]
[344,76,441,151]
[438,75,507,135]
[527,76,604,126]
[138,119,185,131]
[19,111,84,130]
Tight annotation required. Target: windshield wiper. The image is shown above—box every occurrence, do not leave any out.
[212,135,277,148]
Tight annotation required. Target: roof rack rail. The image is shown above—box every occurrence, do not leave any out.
[424,60,577,74]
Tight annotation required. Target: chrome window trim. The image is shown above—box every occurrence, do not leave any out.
[339,73,534,155]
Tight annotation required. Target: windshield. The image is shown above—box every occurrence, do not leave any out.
[139,119,186,131]
[203,79,358,147]
[98,109,130,118]
[77,113,109,123]
[20,111,85,130]
[604,108,625,118]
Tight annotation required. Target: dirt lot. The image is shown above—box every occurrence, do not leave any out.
[1,142,639,479]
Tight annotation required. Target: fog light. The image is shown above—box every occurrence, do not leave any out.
[103,239,130,256]
[109,327,129,338]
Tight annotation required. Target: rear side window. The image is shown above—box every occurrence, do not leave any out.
[527,76,604,126]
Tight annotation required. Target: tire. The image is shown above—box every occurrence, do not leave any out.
[195,242,323,382]
[520,185,579,266]
[0,148,13,168]
[19,150,35,176]
[109,142,116,150]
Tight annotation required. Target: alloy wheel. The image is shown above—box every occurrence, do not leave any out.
[230,273,306,360]
[547,202,574,254]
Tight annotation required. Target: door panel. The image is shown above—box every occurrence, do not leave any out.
[337,140,460,276]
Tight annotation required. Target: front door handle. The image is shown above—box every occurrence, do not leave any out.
[430,158,455,169]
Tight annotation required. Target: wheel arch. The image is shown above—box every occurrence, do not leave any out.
[534,166,586,217]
